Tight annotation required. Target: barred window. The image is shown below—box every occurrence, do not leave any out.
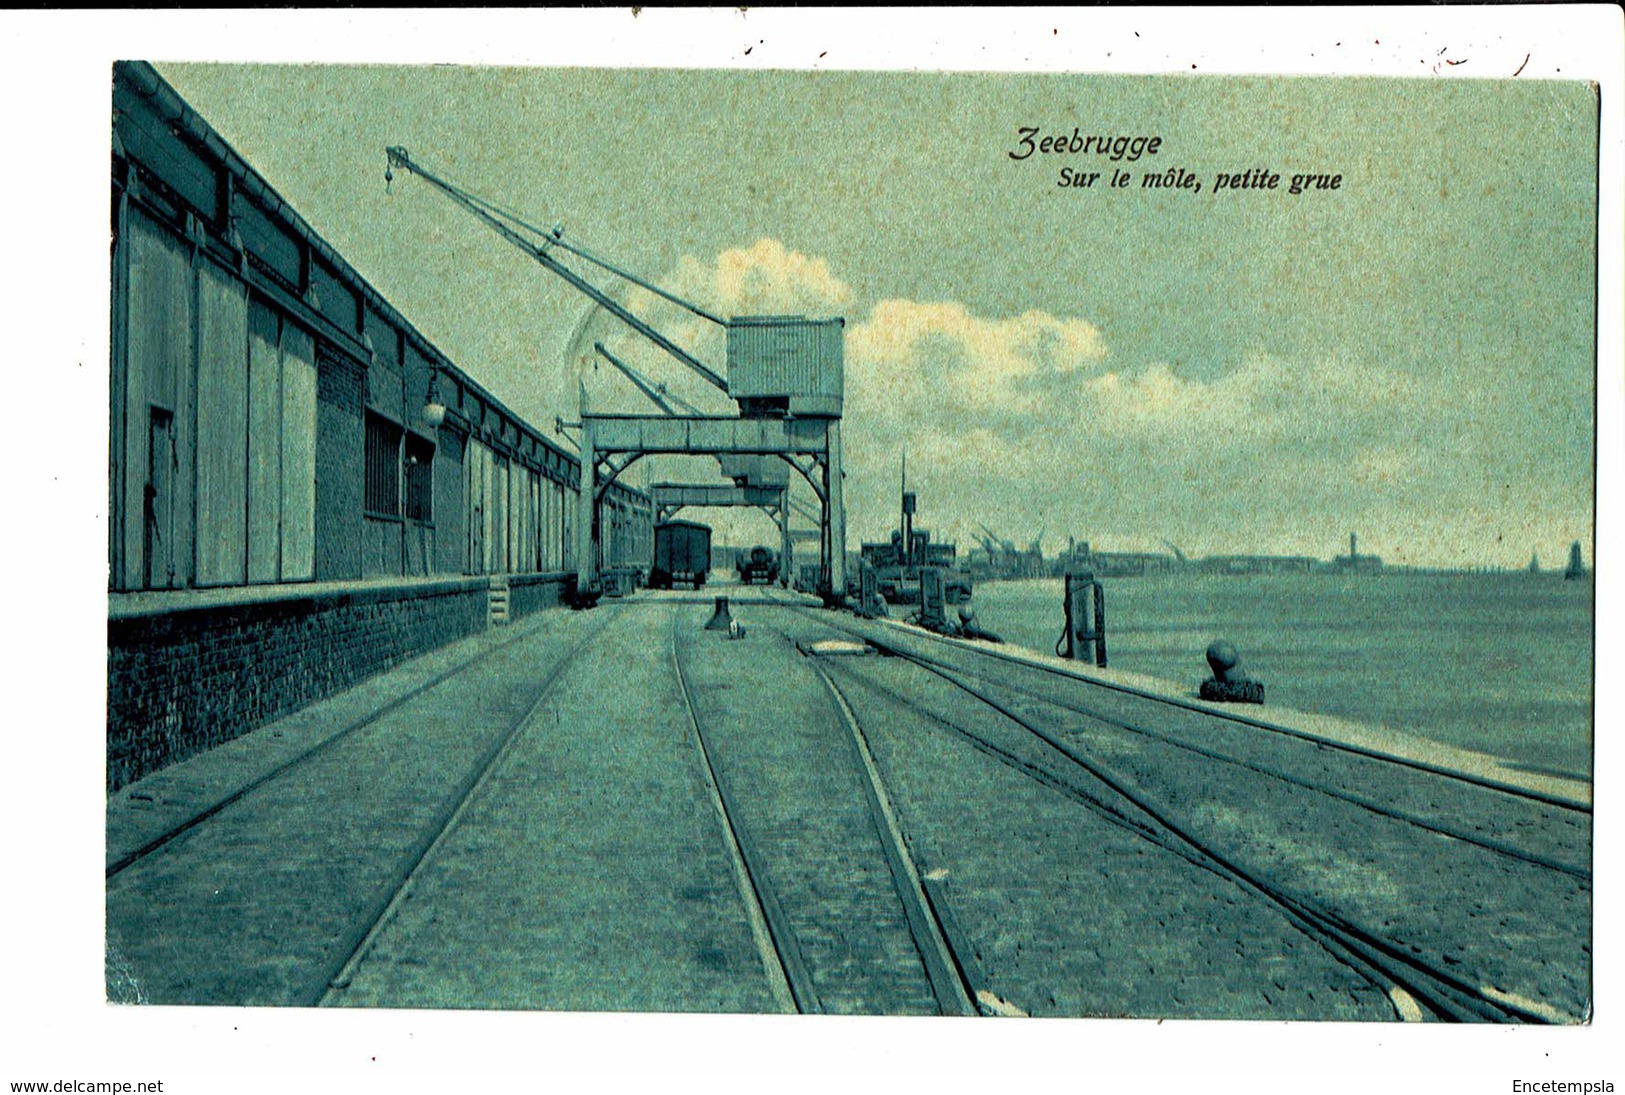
[364,411,402,517]
[404,434,435,522]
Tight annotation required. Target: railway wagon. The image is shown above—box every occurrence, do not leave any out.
[651,520,711,590]
[736,545,780,586]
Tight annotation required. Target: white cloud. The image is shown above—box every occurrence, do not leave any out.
[848,300,1107,416]
[668,238,853,318]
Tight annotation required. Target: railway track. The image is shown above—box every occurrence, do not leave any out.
[104,594,1587,1019]
[876,634,1588,879]
[793,610,1590,872]
[671,611,978,1015]
[118,599,957,1012]
[105,611,579,880]
[672,612,813,1013]
[314,608,623,1006]
[105,608,621,1006]
[783,607,1588,1023]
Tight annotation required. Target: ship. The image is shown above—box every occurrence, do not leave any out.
[858,457,973,605]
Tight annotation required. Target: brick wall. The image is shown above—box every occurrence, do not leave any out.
[508,572,572,619]
[106,579,488,792]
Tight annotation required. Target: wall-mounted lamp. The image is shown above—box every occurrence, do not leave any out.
[422,368,447,429]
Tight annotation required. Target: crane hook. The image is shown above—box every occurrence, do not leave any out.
[384,162,394,195]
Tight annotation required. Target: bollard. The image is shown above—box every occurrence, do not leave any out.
[1205,640,1240,680]
[704,596,733,631]
[957,603,1003,643]
[919,567,948,631]
[858,562,887,619]
[1064,573,1107,666]
[1199,639,1265,703]
[564,575,602,611]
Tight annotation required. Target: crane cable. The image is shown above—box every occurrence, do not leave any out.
[393,148,725,327]
[385,146,728,392]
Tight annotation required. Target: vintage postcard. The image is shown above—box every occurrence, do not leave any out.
[18,6,1625,1093]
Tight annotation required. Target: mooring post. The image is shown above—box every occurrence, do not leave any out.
[1199,640,1265,703]
[857,562,885,618]
[1093,580,1107,666]
[1064,572,1107,667]
[919,567,948,631]
[704,596,733,631]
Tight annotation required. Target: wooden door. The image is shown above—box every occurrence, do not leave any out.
[145,407,176,589]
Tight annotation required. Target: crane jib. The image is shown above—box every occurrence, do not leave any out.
[383,147,729,394]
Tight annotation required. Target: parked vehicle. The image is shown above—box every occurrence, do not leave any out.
[651,520,711,590]
[736,545,779,586]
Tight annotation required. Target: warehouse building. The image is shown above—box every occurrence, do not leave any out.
[108,61,651,790]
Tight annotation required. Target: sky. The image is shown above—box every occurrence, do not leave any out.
[154,58,1598,568]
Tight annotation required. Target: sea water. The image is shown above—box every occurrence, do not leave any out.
[971,573,1595,779]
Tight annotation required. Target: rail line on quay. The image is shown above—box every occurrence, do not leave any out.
[786,606,1580,1023]
[671,610,982,1015]
[894,618,1590,813]
[315,608,623,1006]
[105,612,566,880]
[877,636,1587,881]
[793,607,1590,873]
[808,648,1532,1023]
[671,611,813,1014]
[802,655,980,1016]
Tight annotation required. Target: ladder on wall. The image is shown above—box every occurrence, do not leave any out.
[488,575,511,627]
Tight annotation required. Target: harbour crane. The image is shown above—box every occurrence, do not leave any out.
[384,146,851,600]
[979,523,1017,554]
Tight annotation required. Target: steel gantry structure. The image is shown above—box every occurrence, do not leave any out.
[649,481,793,585]
[575,392,844,595]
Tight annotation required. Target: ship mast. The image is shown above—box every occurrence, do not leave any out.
[900,451,912,569]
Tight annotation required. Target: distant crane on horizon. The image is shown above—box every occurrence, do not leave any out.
[979,523,1017,554]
